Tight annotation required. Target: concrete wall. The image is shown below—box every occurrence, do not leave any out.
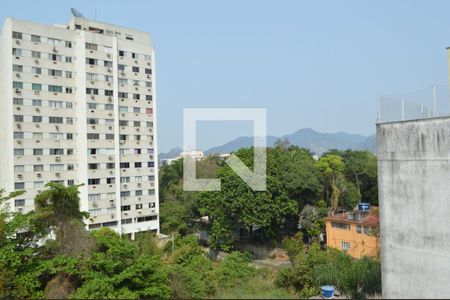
[377,117,450,299]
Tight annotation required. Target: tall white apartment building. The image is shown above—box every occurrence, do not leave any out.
[0,16,159,237]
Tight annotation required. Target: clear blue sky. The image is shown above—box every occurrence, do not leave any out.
[1,0,449,152]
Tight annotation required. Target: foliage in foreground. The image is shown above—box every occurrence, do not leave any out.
[276,243,381,299]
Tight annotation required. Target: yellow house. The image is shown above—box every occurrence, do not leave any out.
[324,205,379,259]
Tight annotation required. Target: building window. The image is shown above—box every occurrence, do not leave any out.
[67,180,75,186]
[133,94,140,100]
[65,41,72,48]
[119,50,125,57]
[121,205,131,211]
[49,54,62,61]
[13,98,23,105]
[65,56,72,63]
[32,116,42,123]
[66,71,73,78]
[30,35,41,43]
[105,104,114,110]
[14,182,25,190]
[49,117,63,124]
[34,165,43,172]
[32,67,42,75]
[120,162,130,169]
[32,99,41,106]
[13,82,23,89]
[107,178,115,184]
[364,226,371,235]
[132,66,139,73]
[33,149,43,156]
[105,90,113,96]
[331,222,350,230]
[120,191,131,198]
[12,31,22,39]
[105,134,114,140]
[149,202,155,208]
[135,204,143,210]
[14,149,24,156]
[356,225,362,234]
[342,241,351,251]
[49,149,64,155]
[48,85,63,93]
[85,43,98,51]
[48,69,62,77]
[106,163,115,169]
[13,132,24,139]
[15,199,25,207]
[147,162,155,168]
[14,115,23,122]
[87,133,100,140]
[32,83,42,91]
[12,48,22,57]
[118,92,128,99]
[104,61,113,68]
[13,65,23,72]
[145,68,152,75]
[137,215,157,223]
[32,51,41,58]
[14,165,24,173]
[86,58,97,65]
[88,178,100,185]
[146,108,153,115]
[134,162,142,168]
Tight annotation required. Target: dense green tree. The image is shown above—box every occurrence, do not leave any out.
[317,155,345,210]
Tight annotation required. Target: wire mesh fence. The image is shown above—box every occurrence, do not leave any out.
[377,85,450,123]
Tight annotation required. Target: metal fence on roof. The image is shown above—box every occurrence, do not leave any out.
[377,85,450,123]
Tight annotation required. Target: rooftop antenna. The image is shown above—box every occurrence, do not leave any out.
[71,8,85,18]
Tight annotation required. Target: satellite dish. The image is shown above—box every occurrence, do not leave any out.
[71,8,85,18]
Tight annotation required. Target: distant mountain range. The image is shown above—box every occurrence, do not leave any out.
[159,128,376,160]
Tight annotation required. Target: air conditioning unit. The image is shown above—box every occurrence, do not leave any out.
[111,214,114,219]
[16,73,20,78]
[52,46,57,52]
[16,107,21,111]
[34,91,40,95]
[151,209,155,213]
[138,196,141,200]
[17,140,22,144]
[147,62,151,66]
[124,212,128,216]
[108,96,112,101]
[123,184,127,188]
[108,112,113,117]
[107,68,112,73]
[107,54,111,58]
[91,95,95,100]
[136,128,140,132]
[108,156,113,161]
[90,81,94,84]
[36,140,40,143]
[17,173,23,179]
[135,87,138,91]
[138,211,142,214]
[91,125,96,129]
[35,108,40,112]
[15,88,21,94]
[109,170,113,175]
[109,126,113,130]
[16,124,21,129]
[120,140,125,145]
[55,156,61,161]
[55,125,59,130]
[55,172,61,177]
[34,59,39,64]
[134,60,138,64]
[36,124,40,128]
[147,75,150,79]
[121,71,125,76]
[37,157,41,161]
[15,39,20,45]
[137,183,141,187]
[107,82,111,87]
[37,173,42,178]
[93,202,98,207]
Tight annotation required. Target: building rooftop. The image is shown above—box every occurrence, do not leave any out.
[325,206,379,227]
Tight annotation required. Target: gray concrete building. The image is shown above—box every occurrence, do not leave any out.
[0,15,159,237]
[377,116,450,298]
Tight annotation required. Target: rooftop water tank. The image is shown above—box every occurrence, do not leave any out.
[358,202,370,211]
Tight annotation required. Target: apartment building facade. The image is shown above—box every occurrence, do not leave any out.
[0,16,159,237]
[324,204,379,259]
